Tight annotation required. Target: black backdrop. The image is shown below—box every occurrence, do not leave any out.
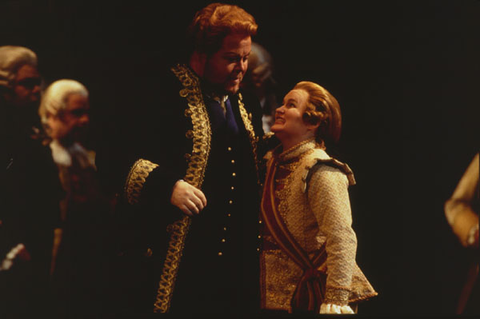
[1,0,479,317]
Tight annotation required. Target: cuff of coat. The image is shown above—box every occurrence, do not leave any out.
[324,287,350,306]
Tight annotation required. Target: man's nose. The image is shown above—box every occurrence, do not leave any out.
[32,84,41,93]
[236,59,248,73]
[241,59,248,72]
[79,114,90,126]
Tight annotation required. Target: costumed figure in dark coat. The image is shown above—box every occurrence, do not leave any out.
[0,45,62,316]
[38,79,114,317]
[118,3,265,317]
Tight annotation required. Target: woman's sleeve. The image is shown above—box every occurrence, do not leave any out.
[307,164,357,306]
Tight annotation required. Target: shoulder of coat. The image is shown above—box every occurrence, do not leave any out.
[301,149,356,193]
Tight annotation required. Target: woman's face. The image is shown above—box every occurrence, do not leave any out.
[271,89,312,141]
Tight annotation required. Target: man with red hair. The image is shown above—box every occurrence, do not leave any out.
[117,3,265,316]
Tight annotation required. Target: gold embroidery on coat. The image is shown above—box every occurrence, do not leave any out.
[153,64,211,314]
[124,159,159,205]
[238,93,260,184]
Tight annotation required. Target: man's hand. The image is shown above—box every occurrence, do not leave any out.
[170,180,207,216]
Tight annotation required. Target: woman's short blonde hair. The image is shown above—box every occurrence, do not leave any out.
[38,79,88,124]
[188,3,258,55]
[294,81,342,147]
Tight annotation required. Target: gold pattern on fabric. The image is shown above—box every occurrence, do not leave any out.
[277,138,316,162]
[263,249,302,310]
[124,159,159,205]
[275,145,314,230]
[276,175,293,228]
[238,93,260,183]
[153,64,211,314]
[153,215,191,313]
[263,234,278,247]
[277,161,297,174]
[171,64,212,190]
[260,141,377,311]
[324,287,351,306]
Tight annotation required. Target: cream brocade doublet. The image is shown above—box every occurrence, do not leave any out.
[260,139,377,311]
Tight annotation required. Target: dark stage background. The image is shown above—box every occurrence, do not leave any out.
[1,0,479,317]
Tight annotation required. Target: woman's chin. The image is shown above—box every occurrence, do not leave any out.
[270,124,282,133]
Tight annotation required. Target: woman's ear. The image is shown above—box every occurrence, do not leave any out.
[306,120,320,132]
[303,111,322,131]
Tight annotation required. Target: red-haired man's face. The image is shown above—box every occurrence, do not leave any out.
[203,33,251,95]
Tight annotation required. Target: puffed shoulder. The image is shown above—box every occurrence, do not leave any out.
[312,158,356,186]
[302,150,356,194]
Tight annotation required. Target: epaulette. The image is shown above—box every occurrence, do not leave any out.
[302,157,356,194]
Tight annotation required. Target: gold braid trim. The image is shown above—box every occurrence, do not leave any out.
[153,64,211,314]
[124,159,159,205]
[238,93,260,184]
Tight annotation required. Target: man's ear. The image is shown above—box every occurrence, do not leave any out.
[190,51,207,77]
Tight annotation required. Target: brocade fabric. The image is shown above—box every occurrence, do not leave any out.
[260,139,377,311]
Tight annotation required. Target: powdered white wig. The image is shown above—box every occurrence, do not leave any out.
[39,79,89,124]
[0,45,38,88]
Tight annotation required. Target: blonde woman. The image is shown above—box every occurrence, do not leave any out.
[260,81,377,315]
